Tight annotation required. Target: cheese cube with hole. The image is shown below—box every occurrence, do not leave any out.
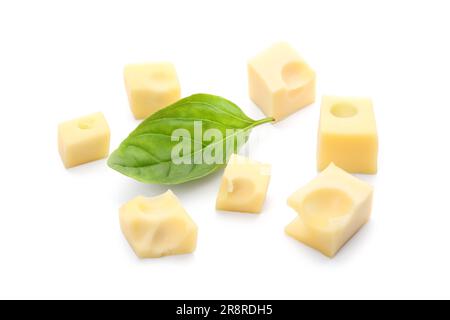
[248,42,316,121]
[286,163,373,258]
[119,190,197,259]
[124,63,181,119]
[317,96,378,174]
[58,112,110,168]
[216,154,271,213]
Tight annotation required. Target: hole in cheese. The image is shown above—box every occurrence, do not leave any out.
[330,103,358,118]
[77,118,95,130]
[300,188,354,228]
[281,62,312,90]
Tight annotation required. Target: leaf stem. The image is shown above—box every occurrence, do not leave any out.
[251,117,275,128]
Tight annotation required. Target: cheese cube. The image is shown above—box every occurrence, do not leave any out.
[58,112,110,168]
[119,190,198,259]
[248,42,316,121]
[124,63,181,119]
[216,154,271,213]
[317,96,378,174]
[286,163,373,258]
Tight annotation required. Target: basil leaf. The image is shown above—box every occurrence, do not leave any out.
[108,94,274,185]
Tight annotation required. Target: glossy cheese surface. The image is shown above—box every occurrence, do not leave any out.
[248,42,315,121]
[317,96,378,174]
[120,190,198,259]
[124,62,181,119]
[216,154,271,214]
[120,191,197,259]
[286,163,373,257]
[58,112,110,168]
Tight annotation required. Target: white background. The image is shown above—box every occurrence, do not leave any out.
[0,0,449,300]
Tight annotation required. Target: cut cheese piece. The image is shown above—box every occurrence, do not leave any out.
[124,62,181,119]
[286,163,373,258]
[317,96,378,174]
[216,154,271,214]
[248,42,316,121]
[119,190,198,259]
[58,112,110,168]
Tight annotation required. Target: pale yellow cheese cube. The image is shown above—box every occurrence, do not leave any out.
[248,42,316,121]
[58,112,110,168]
[286,163,373,258]
[317,96,378,174]
[216,154,271,214]
[124,63,181,119]
[119,190,198,259]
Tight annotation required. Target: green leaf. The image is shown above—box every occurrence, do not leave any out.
[108,93,274,185]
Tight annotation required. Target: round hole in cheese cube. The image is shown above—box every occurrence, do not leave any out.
[282,61,313,90]
[330,103,358,118]
[77,117,96,130]
[300,188,354,228]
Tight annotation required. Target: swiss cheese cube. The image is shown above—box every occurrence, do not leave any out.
[216,154,271,214]
[124,63,181,119]
[58,112,110,168]
[248,42,316,121]
[286,163,373,258]
[119,190,198,259]
[317,96,378,174]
